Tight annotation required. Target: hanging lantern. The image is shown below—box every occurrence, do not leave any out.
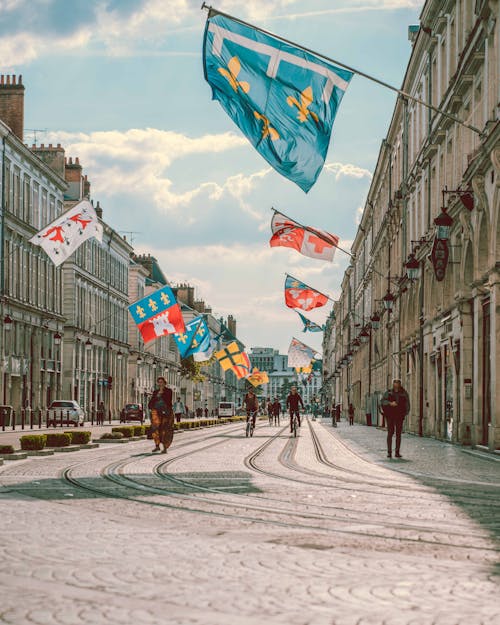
[434,208,453,240]
[405,253,421,280]
[359,326,370,343]
[370,312,381,330]
[383,291,395,312]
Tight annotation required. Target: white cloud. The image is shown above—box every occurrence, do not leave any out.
[324,161,372,181]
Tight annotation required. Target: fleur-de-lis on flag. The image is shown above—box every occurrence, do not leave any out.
[254,111,280,141]
[218,56,250,93]
[287,87,319,124]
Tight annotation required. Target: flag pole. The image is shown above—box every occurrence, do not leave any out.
[271,207,353,259]
[286,273,335,303]
[201,4,483,137]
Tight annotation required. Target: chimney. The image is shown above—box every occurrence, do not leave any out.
[83,174,91,198]
[0,74,25,140]
[31,143,65,177]
[64,156,84,200]
[95,200,103,218]
[227,315,237,337]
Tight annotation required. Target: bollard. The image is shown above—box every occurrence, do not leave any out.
[21,409,25,430]
[60,410,63,428]
[12,410,16,430]
[29,409,33,429]
[38,408,42,429]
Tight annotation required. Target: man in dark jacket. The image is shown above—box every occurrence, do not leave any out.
[381,379,410,458]
[286,386,304,432]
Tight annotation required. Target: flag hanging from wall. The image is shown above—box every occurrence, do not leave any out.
[29,199,103,267]
[270,211,339,261]
[173,316,211,359]
[296,311,324,333]
[215,341,252,379]
[128,285,185,344]
[284,275,329,311]
[288,337,316,368]
[203,11,353,192]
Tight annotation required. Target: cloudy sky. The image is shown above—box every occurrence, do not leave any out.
[1,0,423,355]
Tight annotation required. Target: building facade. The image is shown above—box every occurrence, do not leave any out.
[323,0,500,448]
[0,76,66,417]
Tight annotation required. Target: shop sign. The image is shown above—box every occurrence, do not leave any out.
[431,238,449,281]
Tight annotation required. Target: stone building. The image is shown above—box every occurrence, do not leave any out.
[323,0,499,448]
[0,76,66,417]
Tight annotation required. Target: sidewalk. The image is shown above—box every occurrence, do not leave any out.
[323,418,500,486]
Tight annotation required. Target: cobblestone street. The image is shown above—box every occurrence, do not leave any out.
[0,419,498,625]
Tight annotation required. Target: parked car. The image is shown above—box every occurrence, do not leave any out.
[47,400,85,427]
[120,403,144,424]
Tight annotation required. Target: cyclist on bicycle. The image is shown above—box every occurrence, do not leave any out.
[244,388,259,428]
[286,386,304,433]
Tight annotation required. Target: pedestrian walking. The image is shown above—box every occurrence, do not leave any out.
[286,386,304,432]
[348,403,355,426]
[272,397,281,426]
[97,401,105,426]
[148,377,174,454]
[173,397,184,424]
[381,379,410,458]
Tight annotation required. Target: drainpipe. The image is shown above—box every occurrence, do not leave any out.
[418,264,425,437]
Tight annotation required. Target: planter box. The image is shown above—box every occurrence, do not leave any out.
[0,452,28,460]
[26,449,54,457]
[79,443,99,449]
[52,445,81,453]
[93,438,130,444]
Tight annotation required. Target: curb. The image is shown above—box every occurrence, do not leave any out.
[52,445,82,453]
[26,449,55,457]
[0,452,28,461]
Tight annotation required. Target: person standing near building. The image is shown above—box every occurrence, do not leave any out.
[97,401,105,426]
[348,403,355,426]
[148,377,174,454]
[272,397,281,426]
[381,379,410,459]
[173,397,185,424]
[286,386,304,432]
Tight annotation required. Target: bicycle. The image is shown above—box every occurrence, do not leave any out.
[290,411,299,437]
[268,410,273,426]
[246,410,257,437]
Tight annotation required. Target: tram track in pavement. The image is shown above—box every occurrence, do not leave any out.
[2,420,495,553]
[88,423,498,552]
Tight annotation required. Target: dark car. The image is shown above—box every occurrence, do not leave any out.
[120,403,144,423]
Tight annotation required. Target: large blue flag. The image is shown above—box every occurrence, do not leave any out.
[297,311,324,333]
[203,12,353,192]
[173,316,211,359]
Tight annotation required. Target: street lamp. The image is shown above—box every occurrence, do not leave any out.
[370,312,381,330]
[434,208,453,241]
[85,338,92,350]
[359,326,370,344]
[136,355,143,365]
[3,314,13,330]
[405,253,421,280]
[383,291,395,312]
[54,332,62,346]
[117,350,123,361]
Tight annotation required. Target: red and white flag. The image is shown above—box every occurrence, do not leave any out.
[29,199,103,267]
[270,211,339,262]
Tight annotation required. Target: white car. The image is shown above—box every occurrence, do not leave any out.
[47,400,86,427]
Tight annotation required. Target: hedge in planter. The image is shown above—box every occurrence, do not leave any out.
[0,444,15,454]
[46,433,72,447]
[111,426,134,438]
[65,431,91,445]
[132,425,145,436]
[101,432,124,440]
[20,435,47,451]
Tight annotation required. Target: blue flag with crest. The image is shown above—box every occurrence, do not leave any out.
[203,12,353,192]
[173,316,211,359]
[297,311,324,333]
